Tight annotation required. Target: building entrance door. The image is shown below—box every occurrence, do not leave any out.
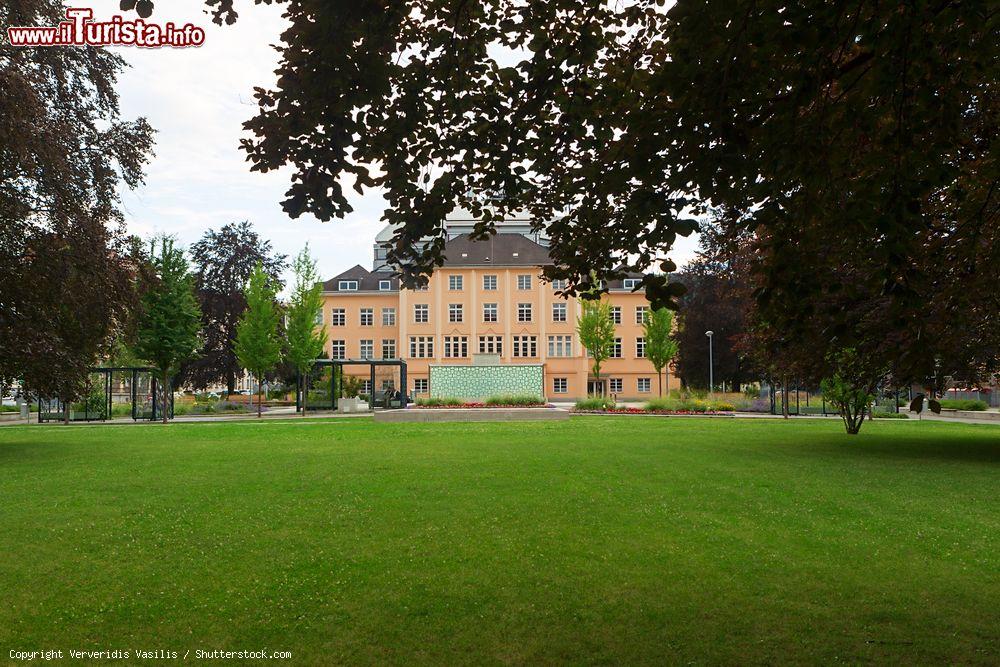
[587,379,606,396]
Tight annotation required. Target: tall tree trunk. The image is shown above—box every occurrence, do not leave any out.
[162,371,169,425]
[657,369,663,397]
[62,392,70,425]
[257,379,262,418]
[227,372,236,397]
[665,368,671,397]
[301,373,307,418]
[781,375,789,419]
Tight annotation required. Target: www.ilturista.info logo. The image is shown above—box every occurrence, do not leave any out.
[7,8,205,48]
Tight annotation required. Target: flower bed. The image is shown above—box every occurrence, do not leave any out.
[572,408,732,415]
[412,402,551,409]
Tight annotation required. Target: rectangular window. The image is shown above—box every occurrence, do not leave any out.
[448,275,463,291]
[409,336,434,358]
[449,303,464,323]
[382,307,396,326]
[483,275,497,290]
[444,336,468,358]
[413,378,428,394]
[553,377,568,394]
[637,377,651,393]
[478,336,503,355]
[552,302,567,322]
[517,303,532,323]
[609,378,623,394]
[611,337,622,358]
[330,340,346,359]
[360,308,374,326]
[623,278,641,290]
[359,339,374,359]
[379,280,391,291]
[382,339,396,359]
[330,308,346,326]
[483,303,498,322]
[517,274,532,290]
[314,309,323,325]
[609,306,621,325]
[551,279,568,291]
[513,335,537,358]
[338,280,358,291]
[381,379,395,391]
[361,379,372,395]
[547,335,573,357]
[636,337,646,358]
[414,304,429,323]
[635,305,649,325]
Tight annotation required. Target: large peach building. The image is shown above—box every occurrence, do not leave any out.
[318,214,677,400]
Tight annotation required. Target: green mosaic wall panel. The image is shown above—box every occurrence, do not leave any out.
[430,365,544,400]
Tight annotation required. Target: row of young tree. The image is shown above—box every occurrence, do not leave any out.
[132,235,330,423]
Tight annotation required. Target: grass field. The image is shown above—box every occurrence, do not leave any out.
[1,417,997,664]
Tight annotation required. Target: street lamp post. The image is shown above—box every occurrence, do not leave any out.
[705,330,714,394]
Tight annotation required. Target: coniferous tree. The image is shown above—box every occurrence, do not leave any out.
[285,245,327,417]
[234,263,283,418]
[135,238,202,424]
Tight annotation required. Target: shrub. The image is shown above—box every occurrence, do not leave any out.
[644,397,682,411]
[710,401,736,411]
[484,394,545,406]
[872,410,908,419]
[575,396,615,411]
[938,399,988,411]
[415,396,464,407]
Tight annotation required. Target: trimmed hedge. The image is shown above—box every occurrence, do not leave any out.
[938,399,988,411]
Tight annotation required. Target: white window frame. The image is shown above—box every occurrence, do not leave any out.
[359,339,374,359]
[360,308,374,326]
[636,337,646,358]
[338,280,359,291]
[478,336,503,355]
[483,275,498,291]
[330,340,346,359]
[611,337,622,358]
[444,336,468,358]
[517,303,532,323]
[330,308,346,326]
[637,377,651,393]
[448,303,464,323]
[483,303,498,322]
[413,378,428,394]
[517,274,532,290]
[513,335,537,358]
[382,339,396,359]
[547,335,572,357]
[551,279,568,291]
[448,275,463,291]
[414,304,429,323]
[610,306,622,325]
[609,378,623,394]
[635,305,649,325]
[409,336,434,358]
[382,307,396,326]
[552,302,567,322]
[379,280,391,291]
[623,278,641,290]
[553,377,568,394]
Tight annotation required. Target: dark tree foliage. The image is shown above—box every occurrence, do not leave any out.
[674,223,754,392]
[0,0,155,400]
[211,0,998,384]
[183,221,286,394]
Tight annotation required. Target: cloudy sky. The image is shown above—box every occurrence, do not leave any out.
[106,0,699,289]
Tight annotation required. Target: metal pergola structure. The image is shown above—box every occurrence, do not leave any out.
[768,382,907,416]
[37,366,174,423]
[296,359,408,412]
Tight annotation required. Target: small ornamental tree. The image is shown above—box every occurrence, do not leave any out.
[135,237,202,424]
[644,307,679,397]
[234,263,283,418]
[285,245,328,416]
[576,299,615,395]
[820,348,886,435]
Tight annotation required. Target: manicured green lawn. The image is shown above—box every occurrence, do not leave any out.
[0,417,997,664]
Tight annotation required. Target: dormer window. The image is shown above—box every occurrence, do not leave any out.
[623,278,641,290]
[339,280,359,291]
[379,280,391,291]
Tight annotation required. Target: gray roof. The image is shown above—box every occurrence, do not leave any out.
[440,233,552,267]
[321,265,398,292]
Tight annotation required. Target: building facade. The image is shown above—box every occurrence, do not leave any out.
[319,216,677,400]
